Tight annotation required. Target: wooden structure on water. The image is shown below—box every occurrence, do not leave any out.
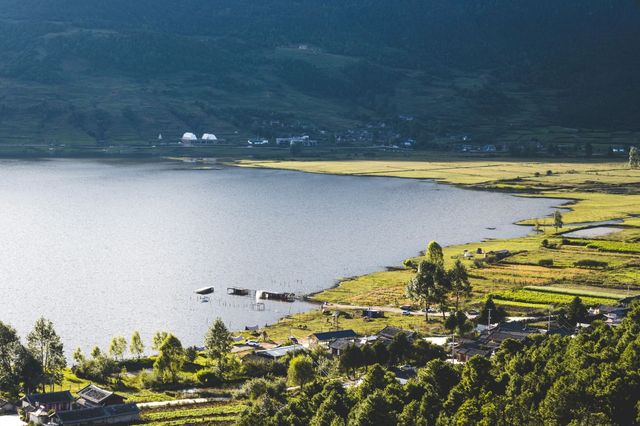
[227,287,250,296]
[258,290,295,302]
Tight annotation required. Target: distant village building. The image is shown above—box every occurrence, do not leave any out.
[276,136,317,147]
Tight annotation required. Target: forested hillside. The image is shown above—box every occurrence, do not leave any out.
[238,303,640,425]
[0,0,638,145]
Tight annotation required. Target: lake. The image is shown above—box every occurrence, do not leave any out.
[0,159,564,354]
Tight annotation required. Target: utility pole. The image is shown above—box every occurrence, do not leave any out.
[451,333,456,362]
[548,307,551,332]
[487,308,492,329]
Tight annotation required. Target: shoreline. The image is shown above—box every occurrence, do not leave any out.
[227,158,640,341]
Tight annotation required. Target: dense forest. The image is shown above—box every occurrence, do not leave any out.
[238,303,640,425]
[0,0,638,144]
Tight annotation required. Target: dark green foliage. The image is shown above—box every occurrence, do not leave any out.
[538,259,554,267]
[566,296,588,326]
[574,259,609,268]
[184,345,198,363]
[0,321,44,398]
[0,1,636,143]
[444,310,474,337]
[239,304,640,424]
[477,295,508,325]
[195,368,221,387]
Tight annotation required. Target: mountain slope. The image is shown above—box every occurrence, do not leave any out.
[0,0,638,145]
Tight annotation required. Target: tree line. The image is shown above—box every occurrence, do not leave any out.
[0,317,236,400]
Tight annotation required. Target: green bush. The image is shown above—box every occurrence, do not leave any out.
[403,259,417,269]
[538,259,554,267]
[196,369,222,387]
[574,259,608,268]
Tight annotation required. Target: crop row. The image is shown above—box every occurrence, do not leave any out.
[492,289,614,306]
[143,404,246,422]
[144,414,239,426]
[523,286,623,300]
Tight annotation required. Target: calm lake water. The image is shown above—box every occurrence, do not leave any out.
[0,160,564,354]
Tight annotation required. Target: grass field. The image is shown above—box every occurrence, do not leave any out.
[257,308,446,343]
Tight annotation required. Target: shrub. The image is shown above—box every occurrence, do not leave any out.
[403,259,417,269]
[574,259,608,268]
[538,259,554,267]
[238,378,287,400]
[242,358,287,378]
[185,346,198,362]
[196,369,222,387]
[541,239,549,248]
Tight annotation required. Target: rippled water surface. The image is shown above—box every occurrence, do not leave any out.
[0,160,564,353]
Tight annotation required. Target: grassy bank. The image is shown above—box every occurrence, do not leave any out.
[233,158,640,325]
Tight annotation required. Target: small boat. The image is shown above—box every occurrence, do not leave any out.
[195,286,215,295]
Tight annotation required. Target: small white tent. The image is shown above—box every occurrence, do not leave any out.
[201,133,218,141]
[181,132,198,144]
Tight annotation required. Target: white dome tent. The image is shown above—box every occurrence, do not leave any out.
[181,132,198,145]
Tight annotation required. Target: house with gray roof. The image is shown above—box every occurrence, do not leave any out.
[50,403,140,426]
[76,384,125,408]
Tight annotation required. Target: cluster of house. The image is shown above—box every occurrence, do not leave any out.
[245,135,319,147]
[275,136,318,147]
[455,302,634,363]
[20,384,139,426]
[245,326,417,363]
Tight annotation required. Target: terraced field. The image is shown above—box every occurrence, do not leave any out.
[141,402,247,426]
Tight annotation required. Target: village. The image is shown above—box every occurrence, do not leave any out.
[1,290,636,426]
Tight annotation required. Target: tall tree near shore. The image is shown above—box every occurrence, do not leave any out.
[630,146,640,169]
[204,318,233,366]
[130,331,144,359]
[153,334,184,383]
[449,260,472,311]
[553,211,564,233]
[26,317,66,392]
[109,336,127,361]
[0,321,25,398]
[426,241,445,267]
[407,260,448,321]
[152,331,169,351]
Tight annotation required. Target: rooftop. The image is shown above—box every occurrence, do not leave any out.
[311,329,358,342]
[378,326,417,340]
[77,384,116,404]
[255,344,304,359]
[54,403,139,424]
[23,391,74,406]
